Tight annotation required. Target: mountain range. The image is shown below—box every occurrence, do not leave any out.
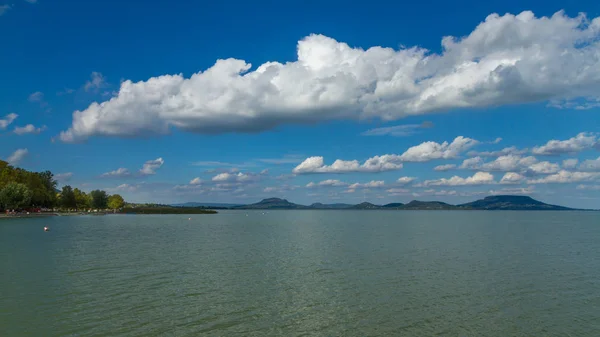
[176,195,583,211]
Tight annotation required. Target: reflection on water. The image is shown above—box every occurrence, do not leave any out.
[1,210,599,336]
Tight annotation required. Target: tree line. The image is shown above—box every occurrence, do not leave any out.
[0,160,125,211]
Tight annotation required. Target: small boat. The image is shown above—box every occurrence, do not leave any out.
[43,226,50,232]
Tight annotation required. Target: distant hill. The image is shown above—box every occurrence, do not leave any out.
[401,200,456,210]
[349,202,381,210]
[236,198,308,209]
[458,195,574,210]
[309,203,353,209]
[382,202,404,209]
[195,195,579,211]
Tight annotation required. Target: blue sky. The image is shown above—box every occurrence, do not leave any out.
[2,0,600,208]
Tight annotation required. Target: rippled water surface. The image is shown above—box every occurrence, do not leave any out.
[1,210,600,336]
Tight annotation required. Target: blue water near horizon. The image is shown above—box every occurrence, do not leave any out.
[1,210,599,336]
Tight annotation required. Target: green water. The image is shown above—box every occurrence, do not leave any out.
[1,210,599,336]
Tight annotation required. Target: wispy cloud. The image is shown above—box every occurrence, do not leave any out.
[7,148,28,165]
[84,72,107,92]
[361,121,434,137]
[0,113,18,130]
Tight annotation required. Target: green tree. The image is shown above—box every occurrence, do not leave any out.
[74,188,91,210]
[107,194,125,210]
[90,190,109,209]
[0,182,32,210]
[60,185,76,209]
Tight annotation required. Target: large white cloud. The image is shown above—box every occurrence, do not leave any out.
[397,136,478,162]
[59,11,600,142]
[532,132,599,156]
[422,172,495,186]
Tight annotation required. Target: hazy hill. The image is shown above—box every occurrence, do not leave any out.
[458,195,574,210]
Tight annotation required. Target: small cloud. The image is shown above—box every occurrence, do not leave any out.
[7,148,29,165]
[139,157,164,175]
[14,124,46,135]
[101,168,131,178]
[57,88,75,96]
[84,72,107,92]
[0,113,18,130]
[258,154,304,164]
[434,164,457,171]
[361,121,434,137]
[492,137,502,144]
[189,177,202,185]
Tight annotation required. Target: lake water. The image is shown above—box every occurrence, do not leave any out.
[1,210,600,336]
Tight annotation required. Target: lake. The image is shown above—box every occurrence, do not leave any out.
[1,210,599,336]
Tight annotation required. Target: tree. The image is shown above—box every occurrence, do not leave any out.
[0,182,32,210]
[74,188,91,210]
[107,194,125,210]
[90,190,109,209]
[60,185,76,209]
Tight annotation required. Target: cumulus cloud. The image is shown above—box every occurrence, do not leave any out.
[349,180,385,189]
[562,159,579,169]
[532,132,598,156]
[294,136,475,174]
[579,157,600,171]
[528,170,600,184]
[293,155,403,174]
[101,168,131,178]
[189,177,202,185]
[54,172,73,182]
[527,161,560,175]
[434,164,457,171]
[14,124,46,135]
[84,72,107,92]
[398,136,478,162]
[59,11,600,142]
[422,172,495,186]
[361,121,434,137]
[211,171,261,183]
[0,113,18,130]
[139,157,164,175]
[7,148,28,165]
[500,172,526,184]
[397,176,415,185]
[468,146,527,157]
[306,179,348,188]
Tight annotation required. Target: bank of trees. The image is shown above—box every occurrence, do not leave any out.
[0,160,125,211]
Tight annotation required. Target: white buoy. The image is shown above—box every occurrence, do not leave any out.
[188,217,191,220]
[43,226,49,232]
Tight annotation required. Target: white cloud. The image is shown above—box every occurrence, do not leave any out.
[461,155,540,172]
[500,172,526,184]
[306,179,348,188]
[532,132,598,156]
[212,172,259,183]
[349,180,385,189]
[84,72,107,92]
[528,170,600,184]
[14,124,46,135]
[527,161,560,175]
[59,11,600,142]
[189,177,202,185]
[0,113,18,130]
[423,189,458,196]
[468,146,527,157]
[110,184,139,193]
[387,188,410,194]
[397,176,415,185]
[434,164,457,171]
[7,148,28,165]
[562,159,579,169]
[492,137,502,144]
[55,172,73,182]
[422,172,495,186]
[139,157,164,175]
[579,157,600,171]
[101,167,131,178]
[459,157,484,169]
[293,155,403,174]
[398,136,478,162]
